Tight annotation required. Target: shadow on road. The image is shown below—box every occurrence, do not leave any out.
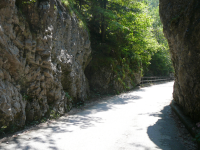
[88,94,142,113]
[0,88,144,150]
[147,105,187,150]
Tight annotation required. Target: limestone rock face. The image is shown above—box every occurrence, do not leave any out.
[0,0,91,127]
[160,0,200,121]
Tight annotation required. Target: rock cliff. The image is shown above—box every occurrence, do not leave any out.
[85,59,141,94]
[0,0,91,127]
[160,0,200,121]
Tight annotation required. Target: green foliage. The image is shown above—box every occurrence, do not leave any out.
[40,117,47,123]
[72,0,159,75]
[16,0,36,8]
[65,92,84,109]
[0,124,19,135]
[50,110,60,119]
[0,126,7,135]
[142,0,174,76]
[69,0,163,90]
[17,0,172,80]
[146,48,174,76]
[21,0,36,4]
[22,94,35,102]
[9,124,18,133]
[65,92,71,99]
[116,90,120,95]
[22,94,29,101]
[61,0,89,32]
[54,4,57,10]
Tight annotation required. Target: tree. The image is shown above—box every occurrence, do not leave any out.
[143,0,174,76]
[62,0,172,78]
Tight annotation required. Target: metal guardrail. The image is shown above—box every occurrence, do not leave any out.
[140,76,174,84]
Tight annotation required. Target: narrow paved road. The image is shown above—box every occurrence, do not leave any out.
[0,81,187,150]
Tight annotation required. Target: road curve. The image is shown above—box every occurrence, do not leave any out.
[0,81,187,150]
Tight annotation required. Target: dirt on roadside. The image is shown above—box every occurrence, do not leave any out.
[170,108,198,150]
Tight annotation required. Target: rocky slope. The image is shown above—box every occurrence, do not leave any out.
[0,0,91,128]
[160,0,200,121]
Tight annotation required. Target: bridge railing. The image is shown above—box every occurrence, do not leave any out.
[140,76,174,84]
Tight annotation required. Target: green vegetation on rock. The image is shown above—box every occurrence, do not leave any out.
[61,0,173,94]
[142,0,174,76]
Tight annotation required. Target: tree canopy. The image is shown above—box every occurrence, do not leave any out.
[62,0,173,78]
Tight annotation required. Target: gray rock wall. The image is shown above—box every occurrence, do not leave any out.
[85,63,141,94]
[160,0,200,121]
[0,0,91,127]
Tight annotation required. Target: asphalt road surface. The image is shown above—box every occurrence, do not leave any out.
[0,81,187,150]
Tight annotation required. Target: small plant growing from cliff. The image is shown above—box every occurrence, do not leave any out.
[78,20,84,28]
[116,90,120,95]
[41,117,47,123]
[65,92,71,99]
[0,126,7,135]
[61,0,69,7]
[22,94,33,102]
[16,0,36,9]
[22,94,29,101]
[50,110,60,119]
[54,4,57,10]
[22,0,36,4]
[10,124,17,133]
